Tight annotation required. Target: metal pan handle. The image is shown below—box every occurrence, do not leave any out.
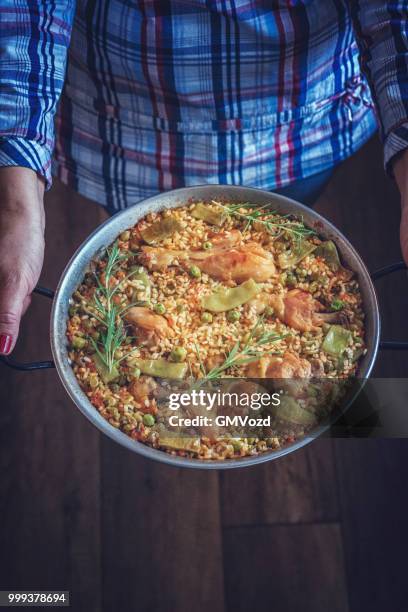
[371,261,408,350]
[0,286,55,370]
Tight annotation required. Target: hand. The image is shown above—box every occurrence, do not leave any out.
[394,149,408,266]
[0,167,45,355]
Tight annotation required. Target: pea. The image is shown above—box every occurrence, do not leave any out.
[176,303,185,313]
[72,336,87,350]
[226,310,240,323]
[264,305,274,317]
[203,241,213,250]
[201,312,213,324]
[143,413,155,427]
[154,303,166,315]
[189,265,201,279]
[133,368,141,379]
[170,347,187,363]
[285,273,296,287]
[331,299,345,311]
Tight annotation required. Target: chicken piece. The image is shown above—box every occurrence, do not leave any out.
[246,356,270,378]
[185,401,220,440]
[124,306,174,346]
[268,294,285,319]
[267,351,311,379]
[139,236,241,273]
[246,351,311,379]
[282,289,348,332]
[139,246,186,271]
[282,289,321,332]
[221,381,265,417]
[139,245,212,272]
[247,292,284,316]
[139,235,275,283]
[204,353,225,373]
[196,243,275,283]
[207,229,242,248]
[246,351,311,397]
[129,375,156,404]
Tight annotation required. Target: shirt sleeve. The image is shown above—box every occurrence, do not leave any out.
[0,0,75,189]
[349,1,408,173]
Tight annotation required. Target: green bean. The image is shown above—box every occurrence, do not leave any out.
[201,278,260,312]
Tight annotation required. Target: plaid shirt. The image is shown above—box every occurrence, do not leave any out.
[0,1,407,210]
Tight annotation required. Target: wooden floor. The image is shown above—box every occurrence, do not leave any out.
[1,138,408,612]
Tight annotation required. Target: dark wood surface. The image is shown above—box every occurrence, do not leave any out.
[1,137,408,612]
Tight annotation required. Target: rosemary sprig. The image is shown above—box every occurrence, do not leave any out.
[86,241,139,373]
[195,316,287,384]
[217,201,315,240]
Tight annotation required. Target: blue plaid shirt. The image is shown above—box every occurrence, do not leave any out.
[0,1,407,210]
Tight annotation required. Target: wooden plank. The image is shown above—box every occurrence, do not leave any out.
[223,523,349,612]
[0,180,104,611]
[335,439,408,612]
[100,440,225,612]
[220,440,339,526]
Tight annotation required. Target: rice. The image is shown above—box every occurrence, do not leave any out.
[66,200,365,460]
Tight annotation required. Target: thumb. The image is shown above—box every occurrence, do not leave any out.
[400,204,408,267]
[0,273,30,355]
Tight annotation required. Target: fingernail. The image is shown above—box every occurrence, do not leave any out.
[0,334,13,355]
